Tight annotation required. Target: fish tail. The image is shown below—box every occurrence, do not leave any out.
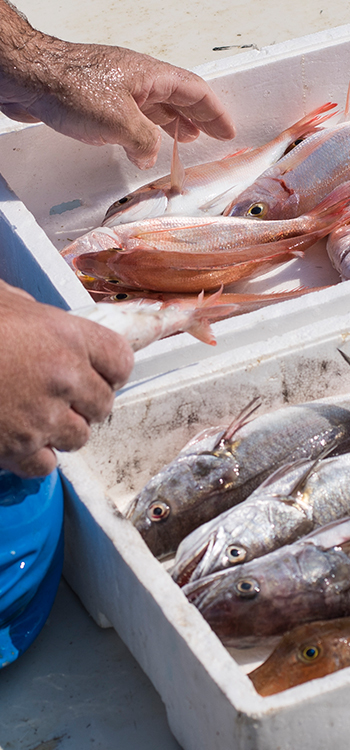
[186,318,217,345]
[288,101,338,140]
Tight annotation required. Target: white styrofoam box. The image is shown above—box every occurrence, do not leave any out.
[3,24,350,750]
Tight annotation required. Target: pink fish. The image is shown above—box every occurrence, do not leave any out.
[62,181,350,293]
[71,288,238,349]
[102,103,337,225]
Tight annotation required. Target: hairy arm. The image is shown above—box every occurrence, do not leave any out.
[0,0,235,167]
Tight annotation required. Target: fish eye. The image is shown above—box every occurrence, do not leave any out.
[117,196,131,205]
[247,203,266,218]
[226,545,247,563]
[299,645,321,663]
[234,578,260,598]
[147,501,170,522]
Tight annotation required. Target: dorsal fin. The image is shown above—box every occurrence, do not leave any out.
[213,396,262,449]
[170,119,186,194]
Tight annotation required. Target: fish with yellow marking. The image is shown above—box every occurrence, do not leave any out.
[249,617,350,695]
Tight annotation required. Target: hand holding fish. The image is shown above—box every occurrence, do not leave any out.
[0,0,235,169]
[0,281,133,477]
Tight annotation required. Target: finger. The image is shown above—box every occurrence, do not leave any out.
[80,319,134,390]
[49,408,91,451]
[100,92,163,169]
[0,279,34,301]
[155,72,236,140]
[141,103,201,141]
[3,446,58,479]
[0,103,41,123]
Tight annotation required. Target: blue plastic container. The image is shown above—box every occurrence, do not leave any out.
[0,468,64,667]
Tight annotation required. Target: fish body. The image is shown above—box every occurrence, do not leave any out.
[225,120,350,221]
[70,291,238,350]
[183,517,350,647]
[171,452,350,586]
[63,182,350,293]
[89,284,329,315]
[126,397,350,559]
[249,616,350,695]
[326,222,350,280]
[102,103,336,226]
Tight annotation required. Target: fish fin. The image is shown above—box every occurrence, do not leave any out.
[187,318,217,345]
[213,397,262,449]
[303,516,350,550]
[285,440,340,499]
[307,182,350,223]
[170,119,186,194]
[338,348,350,367]
[287,101,338,138]
[198,186,240,213]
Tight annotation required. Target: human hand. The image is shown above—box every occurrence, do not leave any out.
[0,281,133,477]
[0,1,235,168]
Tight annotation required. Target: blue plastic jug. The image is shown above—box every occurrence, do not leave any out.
[0,468,64,667]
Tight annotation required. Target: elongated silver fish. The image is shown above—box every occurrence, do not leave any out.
[126,395,350,559]
[171,449,350,586]
[183,517,350,647]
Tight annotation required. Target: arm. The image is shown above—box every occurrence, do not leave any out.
[0,0,235,168]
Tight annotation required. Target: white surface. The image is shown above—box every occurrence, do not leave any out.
[2,5,350,750]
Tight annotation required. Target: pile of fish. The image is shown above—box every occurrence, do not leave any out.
[61,96,350,328]
[125,390,350,695]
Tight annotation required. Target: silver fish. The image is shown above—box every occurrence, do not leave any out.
[225,118,350,221]
[171,449,350,586]
[126,396,350,559]
[183,517,350,647]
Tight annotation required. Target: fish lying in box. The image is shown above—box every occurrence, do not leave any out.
[102,102,336,225]
[225,104,350,220]
[249,616,350,695]
[64,182,350,294]
[183,517,350,648]
[171,449,350,586]
[126,396,350,559]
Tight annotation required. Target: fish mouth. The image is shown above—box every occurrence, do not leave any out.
[171,539,212,587]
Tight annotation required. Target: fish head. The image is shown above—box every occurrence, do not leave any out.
[125,451,241,559]
[102,188,168,227]
[224,178,300,220]
[249,617,350,695]
[171,488,313,587]
[74,249,127,281]
[183,543,336,646]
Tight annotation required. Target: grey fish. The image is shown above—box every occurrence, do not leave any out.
[183,517,350,647]
[171,449,350,586]
[126,395,350,559]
